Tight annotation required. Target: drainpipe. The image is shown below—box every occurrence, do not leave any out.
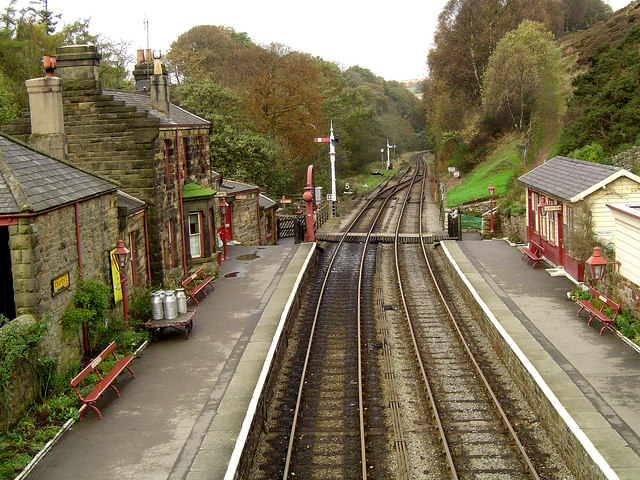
[144,209,152,286]
[257,193,263,245]
[176,129,188,277]
[74,202,83,277]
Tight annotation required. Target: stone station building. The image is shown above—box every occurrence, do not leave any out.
[3,45,220,286]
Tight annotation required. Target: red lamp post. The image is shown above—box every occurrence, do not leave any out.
[219,197,230,260]
[113,240,131,326]
[488,182,495,234]
[586,246,620,280]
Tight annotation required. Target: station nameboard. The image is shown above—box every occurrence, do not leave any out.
[51,272,70,296]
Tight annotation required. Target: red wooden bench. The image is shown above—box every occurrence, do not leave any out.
[70,341,135,419]
[520,240,545,269]
[181,266,214,306]
[576,287,620,335]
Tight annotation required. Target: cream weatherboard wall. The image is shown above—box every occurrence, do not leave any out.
[585,176,640,244]
[609,203,640,286]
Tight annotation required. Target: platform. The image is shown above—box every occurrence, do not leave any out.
[23,239,315,480]
[442,235,640,480]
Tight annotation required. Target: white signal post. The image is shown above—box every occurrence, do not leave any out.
[386,138,396,170]
[314,121,338,217]
[329,122,337,217]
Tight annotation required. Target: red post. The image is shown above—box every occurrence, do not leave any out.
[303,165,316,242]
[488,182,495,234]
[121,272,129,326]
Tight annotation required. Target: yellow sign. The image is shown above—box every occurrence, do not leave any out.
[51,272,70,296]
[110,248,123,303]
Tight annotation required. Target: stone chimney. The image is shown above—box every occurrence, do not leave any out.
[54,45,102,94]
[133,49,171,118]
[149,73,171,118]
[25,56,67,159]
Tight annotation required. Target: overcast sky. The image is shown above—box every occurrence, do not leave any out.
[14,0,633,81]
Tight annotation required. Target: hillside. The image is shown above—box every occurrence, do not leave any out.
[559,1,640,74]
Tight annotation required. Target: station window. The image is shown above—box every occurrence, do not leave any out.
[189,212,203,259]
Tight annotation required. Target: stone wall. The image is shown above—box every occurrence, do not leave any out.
[260,208,277,245]
[231,192,260,245]
[2,193,118,427]
[152,128,215,285]
[0,314,39,429]
[9,193,118,363]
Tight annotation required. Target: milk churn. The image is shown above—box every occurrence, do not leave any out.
[175,288,188,314]
[151,292,164,320]
[163,290,178,320]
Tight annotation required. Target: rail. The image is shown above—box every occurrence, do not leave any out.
[282,165,414,479]
[392,153,540,479]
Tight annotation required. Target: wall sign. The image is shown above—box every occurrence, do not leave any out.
[51,272,70,296]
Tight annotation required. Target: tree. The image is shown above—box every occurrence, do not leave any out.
[0,4,129,123]
[482,20,562,132]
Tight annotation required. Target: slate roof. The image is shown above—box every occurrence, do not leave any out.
[517,156,638,202]
[104,89,210,128]
[259,194,276,209]
[0,134,116,215]
[221,179,260,195]
[117,190,146,215]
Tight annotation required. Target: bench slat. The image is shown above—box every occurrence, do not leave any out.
[71,342,135,419]
[83,356,134,402]
[576,288,620,335]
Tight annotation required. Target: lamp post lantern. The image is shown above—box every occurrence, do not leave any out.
[537,197,548,216]
[586,246,620,280]
[113,239,131,326]
[488,182,495,234]
[219,197,230,260]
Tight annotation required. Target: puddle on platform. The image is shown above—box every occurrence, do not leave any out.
[236,252,259,261]
[224,272,239,278]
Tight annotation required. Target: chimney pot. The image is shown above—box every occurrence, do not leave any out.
[137,49,145,63]
[43,56,56,77]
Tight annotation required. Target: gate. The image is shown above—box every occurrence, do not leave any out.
[277,215,304,240]
[447,212,462,240]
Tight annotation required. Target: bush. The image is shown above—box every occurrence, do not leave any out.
[62,278,149,354]
[569,143,607,164]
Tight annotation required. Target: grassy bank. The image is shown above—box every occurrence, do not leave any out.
[446,139,522,207]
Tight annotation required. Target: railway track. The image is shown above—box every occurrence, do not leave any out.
[393,154,539,479]
[247,153,570,479]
